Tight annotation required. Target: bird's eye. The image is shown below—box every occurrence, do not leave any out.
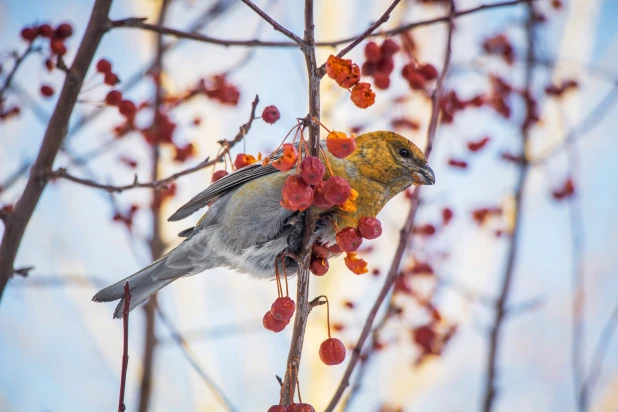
[399,148,410,158]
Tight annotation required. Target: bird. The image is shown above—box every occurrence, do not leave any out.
[93,131,435,318]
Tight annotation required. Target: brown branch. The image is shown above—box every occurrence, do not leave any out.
[324,2,455,410]
[118,282,131,412]
[45,95,260,193]
[110,0,528,51]
[138,1,170,410]
[317,0,402,77]
[0,0,114,302]
[0,44,37,106]
[240,0,302,44]
[155,305,238,411]
[481,3,536,411]
[280,0,320,405]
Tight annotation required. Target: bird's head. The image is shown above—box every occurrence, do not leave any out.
[349,131,435,189]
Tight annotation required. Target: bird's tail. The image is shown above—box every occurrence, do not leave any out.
[92,256,176,319]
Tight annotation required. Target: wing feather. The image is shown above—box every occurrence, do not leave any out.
[168,163,278,221]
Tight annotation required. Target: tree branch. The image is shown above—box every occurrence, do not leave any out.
[156,306,238,411]
[481,3,536,411]
[240,0,303,44]
[317,0,402,77]
[0,0,114,302]
[324,2,456,410]
[280,0,320,405]
[0,44,37,106]
[44,95,259,193]
[117,282,131,412]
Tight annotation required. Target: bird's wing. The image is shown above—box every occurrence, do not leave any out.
[168,162,279,221]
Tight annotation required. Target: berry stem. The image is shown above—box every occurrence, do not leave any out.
[266,123,301,162]
[296,373,303,404]
[315,295,331,339]
[311,116,331,133]
[318,146,336,177]
[274,258,283,298]
[282,255,290,297]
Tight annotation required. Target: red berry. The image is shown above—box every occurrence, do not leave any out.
[20,27,38,42]
[55,23,73,39]
[336,227,363,253]
[271,297,296,321]
[96,58,112,73]
[300,156,325,185]
[280,175,314,211]
[312,244,330,259]
[262,105,280,124]
[38,24,53,38]
[40,85,54,97]
[319,338,346,365]
[118,99,137,119]
[312,181,335,209]
[234,153,257,169]
[272,143,297,172]
[380,39,400,57]
[50,39,66,56]
[373,72,390,90]
[442,208,454,225]
[323,176,351,206]
[37,85,54,99]
[407,71,426,90]
[419,63,439,81]
[286,404,315,412]
[104,72,119,86]
[361,61,376,77]
[263,311,289,333]
[375,56,395,75]
[268,406,286,412]
[357,217,382,239]
[105,90,122,106]
[212,170,229,183]
[328,243,342,254]
[364,41,382,63]
[44,59,54,72]
[326,131,356,159]
[310,256,329,276]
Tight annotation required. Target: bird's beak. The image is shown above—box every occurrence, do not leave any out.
[412,164,435,185]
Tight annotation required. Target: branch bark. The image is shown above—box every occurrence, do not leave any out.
[280,0,320,405]
[0,0,114,302]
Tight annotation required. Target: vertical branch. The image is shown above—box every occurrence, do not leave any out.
[118,282,132,412]
[137,1,170,411]
[481,3,536,411]
[325,2,455,410]
[0,0,114,301]
[280,0,320,405]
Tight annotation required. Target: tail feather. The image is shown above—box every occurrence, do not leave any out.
[92,256,178,319]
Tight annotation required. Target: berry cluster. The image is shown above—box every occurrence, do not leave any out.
[325,55,376,109]
[21,22,72,57]
[198,75,240,106]
[361,39,400,89]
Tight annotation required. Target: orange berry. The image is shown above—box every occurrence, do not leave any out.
[326,131,356,159]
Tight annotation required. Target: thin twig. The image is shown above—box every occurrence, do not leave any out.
[0,44,35,105]
[324,2,456,410]
[240,0,303,44]
[317,0,402,77]
[45,96,260,193]
[481,3,536,411]
[582,300,618,402]
[530,84,618,165]
[156,306,238,412]
[117,282,131,412]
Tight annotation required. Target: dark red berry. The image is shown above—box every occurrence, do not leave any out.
[310,257,329,276]
[336,227,363,253]
[357,217,382,239]
[380,39,400,57]
[323,176,351,205]
[38,24,53,38]
[364,41,382,63]
[96,58,112,73]
[50,39,66,56]
[104,72,119,86]
[118,100,137,118]
[55,23,73,39]
[262,105,280,124]
[271,297,296,321]
[20,27,38,42]
[212,170,229,183]
[300,156,325,185]
[105,90,122,106]
[263,311,289,333]
[319,338,346,365]
[40,85,54,97]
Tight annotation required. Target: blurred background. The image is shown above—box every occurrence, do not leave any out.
[1,0,618,411]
